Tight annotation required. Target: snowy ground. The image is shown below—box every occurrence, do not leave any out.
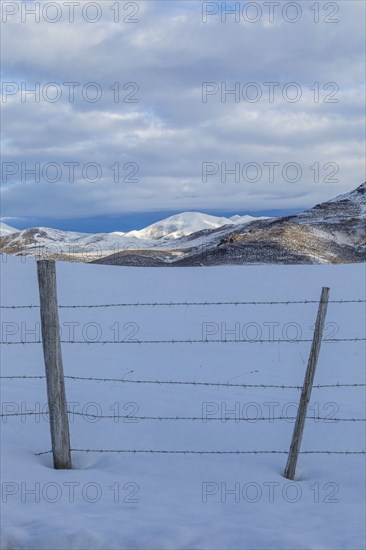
[1,256,365,550]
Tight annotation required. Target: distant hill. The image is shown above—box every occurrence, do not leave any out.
[95,183,366,266]
[0,222,18,236]
[1,184,365,265]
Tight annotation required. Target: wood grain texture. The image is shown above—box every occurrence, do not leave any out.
[284,287,330,480]
[37,260,71,469]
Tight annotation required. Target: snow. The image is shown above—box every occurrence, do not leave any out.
[1,212,267,246]
[1,256,365,550]
[0,213,270,262]
[230,214,269,225]
[125,212,269,240]
[328,182,366,207]
[125,212,238,240]
[0,222,19,236]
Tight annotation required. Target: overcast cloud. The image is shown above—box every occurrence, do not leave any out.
[1,0,365,225]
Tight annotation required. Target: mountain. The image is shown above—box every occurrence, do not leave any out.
[124,212,268,240]
[93,183,366,266]
[0,212,267,262]
[123,212,232,240]
[125,212,234,240]
[0,222,18,236]
[0,184,365,265]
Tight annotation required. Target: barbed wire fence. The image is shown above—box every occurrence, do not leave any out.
[1,260,365,475]
[1,337,365,345]
[1,298,365,309]
[1,410,365,422]
[1,375,365,389]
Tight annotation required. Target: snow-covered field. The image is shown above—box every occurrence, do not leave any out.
[1,256,365,550]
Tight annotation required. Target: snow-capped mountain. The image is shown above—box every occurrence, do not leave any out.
[0,222,18,236]
[125,212,230,240]
[0,212,267,260]
[124,212,267,240]
[95,183,366,266]
[1,184,365,265]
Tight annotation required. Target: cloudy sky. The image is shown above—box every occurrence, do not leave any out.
[1,0,365,232]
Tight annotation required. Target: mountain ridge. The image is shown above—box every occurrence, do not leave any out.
[1,183,365,265]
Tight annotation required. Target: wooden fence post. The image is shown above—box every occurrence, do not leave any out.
[37,260,71,469]
[284,286,330,480]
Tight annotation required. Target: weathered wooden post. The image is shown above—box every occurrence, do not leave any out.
[284,286,330,480]
[37,260,71,469]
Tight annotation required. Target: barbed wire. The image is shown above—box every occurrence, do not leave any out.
[68,412,366,422]
[0,375,46,380]
[1,337,365,345]
[1,374,365,390]
[1,299,365,310]
[35,448,366,456]
[1,410,365,422]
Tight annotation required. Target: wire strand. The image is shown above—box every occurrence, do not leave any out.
[1,375,364,390]
[2,410,365,422]
[1,299,365,309]
[34,448,366,456]
[1,337,365,345]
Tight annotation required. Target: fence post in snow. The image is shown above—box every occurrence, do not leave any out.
[37,259,72,469]
[284,286,330,480]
